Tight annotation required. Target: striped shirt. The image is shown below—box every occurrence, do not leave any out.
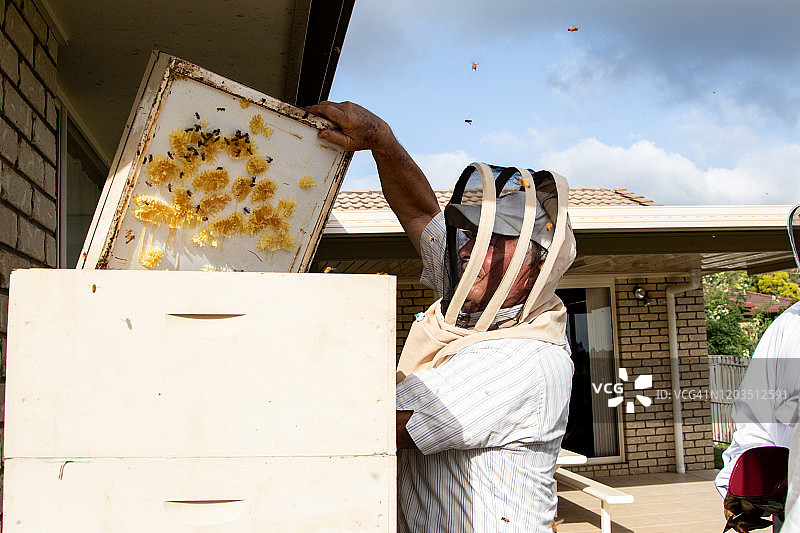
[397,213,573,532]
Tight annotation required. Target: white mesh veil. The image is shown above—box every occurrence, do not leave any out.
[440,163,554,332]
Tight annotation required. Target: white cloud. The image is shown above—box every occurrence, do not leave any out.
[341,149,476,191]
[343,173,381,191]
[539,138,800,205]
[480,126,577,156]
[340,137,800,205]
[546,48,622,96]
[409,149,476,189]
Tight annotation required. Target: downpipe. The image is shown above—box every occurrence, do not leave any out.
[665,269,701,475]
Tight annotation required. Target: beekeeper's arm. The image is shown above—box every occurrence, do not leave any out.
[308,101,441,254]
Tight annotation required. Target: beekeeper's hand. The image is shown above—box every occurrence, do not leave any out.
[307,101,398,154]
[307,100,440,254]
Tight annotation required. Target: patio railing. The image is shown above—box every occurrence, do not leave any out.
[707,355,750,444]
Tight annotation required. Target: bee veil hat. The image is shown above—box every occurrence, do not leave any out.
[396,163,577,383]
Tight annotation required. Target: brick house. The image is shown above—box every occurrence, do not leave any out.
[0,0,795,503]
[313,190,795,476]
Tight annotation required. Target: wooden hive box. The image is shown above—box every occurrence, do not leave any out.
[4,269,397,531]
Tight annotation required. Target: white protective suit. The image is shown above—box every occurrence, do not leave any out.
[717,203,800,533]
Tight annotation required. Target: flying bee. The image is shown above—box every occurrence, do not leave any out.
[195,112,200,119]
[125,230,135,244]
[243,207,250,214]
[195,205,201,212]
[202,216,208,221]
[186,190,192,197]
[167,151,174,159]
[250,176,257,186]
[167,183,173,192]
[145,180,153,187]
[265,155,274,163]
[148,154,153,163]
[216,107,226,111]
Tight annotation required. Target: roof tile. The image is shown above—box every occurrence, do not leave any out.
[333,187,660,211]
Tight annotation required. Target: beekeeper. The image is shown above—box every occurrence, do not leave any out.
[309,101,577,533]
[716,203,800,533]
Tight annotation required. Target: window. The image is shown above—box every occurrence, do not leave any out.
[58,118,109,268]
[557,286,621,460]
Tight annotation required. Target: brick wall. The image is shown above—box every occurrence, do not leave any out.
[0,0,60,516]
[571,276,715,476]
[395,276,716,475]
[396,283,438,361]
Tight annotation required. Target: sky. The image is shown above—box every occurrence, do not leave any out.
[328,1,800,206]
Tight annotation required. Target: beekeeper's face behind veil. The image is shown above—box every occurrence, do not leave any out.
[454,223,545,315]
[439,163,569,330]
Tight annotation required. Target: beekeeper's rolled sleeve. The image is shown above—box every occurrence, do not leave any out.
[418,211,447,293]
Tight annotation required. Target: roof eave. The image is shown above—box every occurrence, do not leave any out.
[325,204,794,235]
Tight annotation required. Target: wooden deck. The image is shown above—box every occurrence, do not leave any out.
[556,469,728,532]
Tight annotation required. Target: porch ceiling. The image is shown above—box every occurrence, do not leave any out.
[313,232,796,279]
[46,0,352,160]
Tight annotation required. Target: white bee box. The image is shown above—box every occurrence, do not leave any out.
[4,269,396,531]
[5,269,396,459]
[4,456,396,532]
[79,51,351,272]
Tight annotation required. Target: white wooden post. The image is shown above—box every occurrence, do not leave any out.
[601,501,612,533]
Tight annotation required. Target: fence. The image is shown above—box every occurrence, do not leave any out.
[707,355,750,444]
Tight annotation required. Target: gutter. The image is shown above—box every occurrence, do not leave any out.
[665,269,701,474]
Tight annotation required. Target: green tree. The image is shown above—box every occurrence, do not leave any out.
[752,270,800,299]
[703,272,756,357]
[703,270,799,356]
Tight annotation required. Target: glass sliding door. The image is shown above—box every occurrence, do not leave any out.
[558,287,619,459]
